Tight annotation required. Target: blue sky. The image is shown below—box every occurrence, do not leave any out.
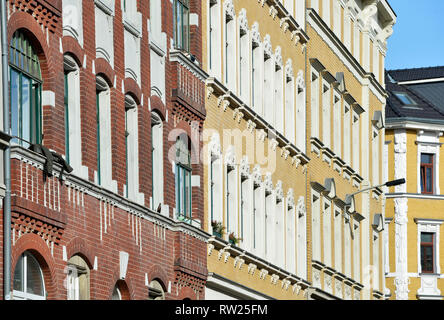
[386,0,444,71]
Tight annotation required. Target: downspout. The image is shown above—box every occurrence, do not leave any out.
[1,0,11,300]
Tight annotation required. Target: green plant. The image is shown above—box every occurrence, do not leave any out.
[228,232,242,246]
[211,220,225,237]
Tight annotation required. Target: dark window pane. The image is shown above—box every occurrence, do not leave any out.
[10,69,20,144]
[421,154,433,165]
[422,233,434,243]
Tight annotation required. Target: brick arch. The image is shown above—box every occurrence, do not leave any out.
[150,95,167,121]
[148,264,169,291]
[62,36,85,68]
[124,78,142,105]
[106,268,137,300]
[7,11,54,91]
[177,286,197,300]
[65,237,96,270]
[11,233,58,300]
[95,58,115,88]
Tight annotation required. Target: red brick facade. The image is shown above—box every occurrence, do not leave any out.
[1,0,209,300]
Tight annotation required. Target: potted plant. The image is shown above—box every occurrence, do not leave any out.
[211,220,225,238]
[229,232,242,246]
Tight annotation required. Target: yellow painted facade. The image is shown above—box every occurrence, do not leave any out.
[202,0,395,300]
[385,127,444,300]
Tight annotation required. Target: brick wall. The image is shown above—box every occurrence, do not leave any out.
[1,0,208,300]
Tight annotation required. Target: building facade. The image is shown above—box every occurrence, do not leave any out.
[202,0,396,300]
[1,0,209,300]
[385,66,444,300]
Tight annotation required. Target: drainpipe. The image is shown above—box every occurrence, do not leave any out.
[1,0,11,300]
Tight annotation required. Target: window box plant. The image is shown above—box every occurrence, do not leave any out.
[211,220,225,238]
[229,232,242,246]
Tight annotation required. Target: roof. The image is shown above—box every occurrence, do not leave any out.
[385,69,444,122]
[388,66,444,83]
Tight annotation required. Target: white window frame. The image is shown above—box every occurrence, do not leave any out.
[208,0,222,79]
[372,125,380,186]
[265,188,276,261]
[297,197,307,280]
[286,197,296,274]
[343,100,351,164]
[322,0,331,27]
[353,220,361,282]
[352,109,360,173]
[333,91,341,157]
[226,160,238,238]
[311,68,320,139]
[416,219,443,275]
[285,64,295,144]
[312,189,321,262]
[334,205,343,273]
[274,58,284,134]
[296,71,306,152]
[224,5,236,91]
[13,252,46,300]
[125,95,139,201]
[417,132,441,195]
[263,49,275,125]
[322,79,331,149]
[238,21,250,104]
[323,197,332,266]
[240,173,254,252]
[275,196,285,269]
[344,212,352,278]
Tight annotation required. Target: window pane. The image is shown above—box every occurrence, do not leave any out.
[421,154,433,165]
[421,246,434,272]
[21,76,31,147]
[185,170,191,217]
[426,168,433,192]
[10,69,20,144]
[26,253,44,296]
[422,233,434,243]
[13,254,24,292]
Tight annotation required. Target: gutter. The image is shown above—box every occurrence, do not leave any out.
[1,1,11,300]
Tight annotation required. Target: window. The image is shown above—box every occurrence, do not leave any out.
[210,146,222,232]
[13,252,46,300]
[295,0,305,28]
[394,92,416,106]
[209,0,221,78]
[10,30,42,148]
[112,285,122,300]
[372,126,380,185]
[173,0,190,52]
[285,66,295,143]
[240,172,253,251]
[151,112,164,210]
[343,102,351,164]
[286,199,296,274]
[352,110,360,173]
[224,8,236,91]
[67,255,90,300]
[176,134,192,221]
[96,76,112,188]
[421,233,435,273]
[421,154,434,194]
[344,213,352,278]
[226,163,238,237]
[353,24,360,62]
[265,189,274,260]
[322,0,331,27]
[311,69,320,139]
[252,42,262,113]
[263,49,274,123]
[125,95,140,201]
[148,280,165,300]
[296,73,306,152]
[312,190,321,262]
[322,81,331,148]
[353,221,360,281]
[64,55,82,172]
[333,93,341,156]
[253,183,262,254]
[275,196,285,269]
[296,197,307,279]
[334,207,342,273]
[239,24,249,102]
[323,198,332,266]
[274,61,284,134]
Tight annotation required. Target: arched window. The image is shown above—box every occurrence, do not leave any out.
[10,30,42,148]
[64,54,82,172]
[148,279,165,300]
[112,285,122,300]
[13,251,46,300]
[176,134,192,221]
[67,255,90,300]
[151,112,164,211]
